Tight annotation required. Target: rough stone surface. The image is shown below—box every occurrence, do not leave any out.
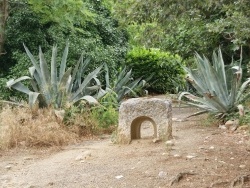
[237,125,249,131]
[117,97,172,144]
[75,150,92,161]
[225,119,239,132]
[165,140,174,146]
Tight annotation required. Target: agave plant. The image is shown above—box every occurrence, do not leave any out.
[179,48,250,118]
[98,64,146,104]
[7,41,103,108]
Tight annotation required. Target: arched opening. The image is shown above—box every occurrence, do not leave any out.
[131,116,157,140]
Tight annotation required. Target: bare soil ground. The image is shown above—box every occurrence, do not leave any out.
[0,106,250,188]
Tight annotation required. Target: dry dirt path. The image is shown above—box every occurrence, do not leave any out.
[0,107,250,188]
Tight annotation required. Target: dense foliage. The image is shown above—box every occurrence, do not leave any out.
[0,0,128,100]
[111,0,250,64]
[126,47,185,94]
[27,0,95,30]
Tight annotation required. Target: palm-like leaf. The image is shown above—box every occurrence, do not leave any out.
[179,48,250,116]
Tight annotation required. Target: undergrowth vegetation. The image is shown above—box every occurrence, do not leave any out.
[0,102,118,151]
[0,105,77,150]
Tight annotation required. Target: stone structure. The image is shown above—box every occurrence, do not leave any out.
[117,98,172,144]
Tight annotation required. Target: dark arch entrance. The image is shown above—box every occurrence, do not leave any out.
[130,116,157,140]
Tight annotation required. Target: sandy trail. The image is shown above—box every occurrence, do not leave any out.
[1,107,249,188]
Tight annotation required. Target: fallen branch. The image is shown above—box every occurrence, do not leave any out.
[0,100,26,107]
[210,181,229,188]
[170,171,196,186]
[185,110,208,119]
[231,174,250,187]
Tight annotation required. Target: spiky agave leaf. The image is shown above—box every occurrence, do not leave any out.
[7,76,40,107]
[23,44,41,76]
[70,65,103,102]
[102,65,146,103]
[56,68,72,108]
[59,40,69,82]
[39,47,50,85]
[236,78,250,103]
[67,54,83,93]
[38,47,53,104]
[8,42,104,109]
[7,76,33,94]
[73,95,98,104]
[115,69,132,91]
[51,45,58,93]
[28,92,40,107]
[179,48,250,117]
[116,77,142,102]
[24,44,53,105]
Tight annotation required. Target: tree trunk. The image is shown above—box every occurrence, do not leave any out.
[0,0,8,55]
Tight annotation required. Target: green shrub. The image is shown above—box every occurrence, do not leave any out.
[91,105,118,129]
[125,47,185,94]
[239,115,250,127]
[63,93,118,134]
[0,77,11,100]
[91,91,118,129]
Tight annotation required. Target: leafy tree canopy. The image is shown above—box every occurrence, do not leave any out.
[0,0,128,100]
[27,0,96,31]
[111,0,250,62]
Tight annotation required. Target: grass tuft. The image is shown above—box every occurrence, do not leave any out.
[0,106,78,150]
